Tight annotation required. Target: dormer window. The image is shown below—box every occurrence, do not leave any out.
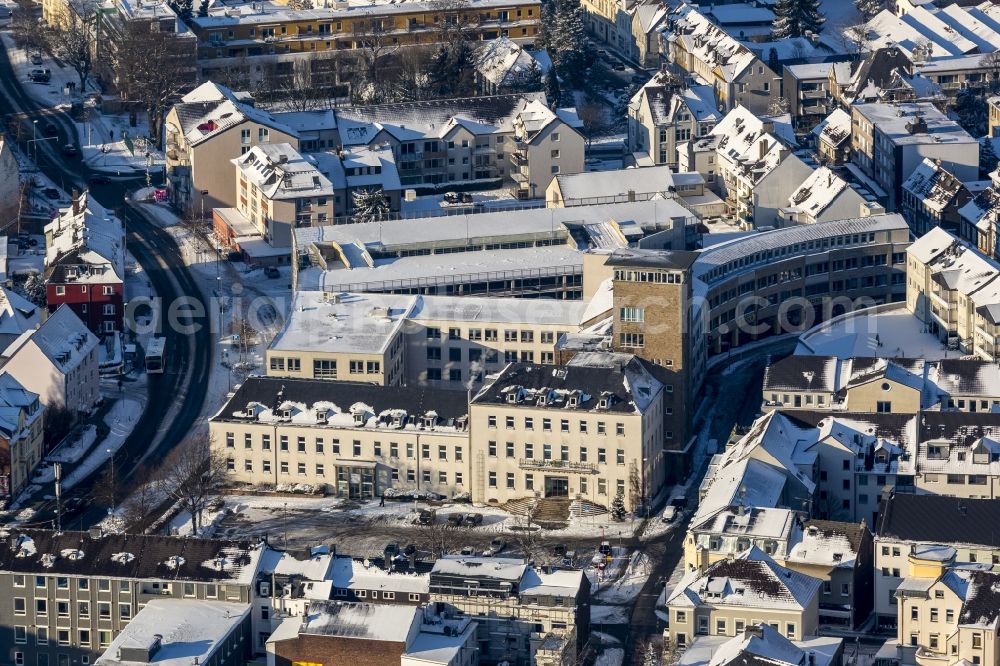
[315,410,328,423]
[424,416,436,428]
[280,409,291,419]
[568,396,578,408]
[598,398,609,409]
[353,412,364,426]
[506,392,518,404]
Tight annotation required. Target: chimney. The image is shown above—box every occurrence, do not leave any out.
[759,138,769,160]
[71,189,82,216]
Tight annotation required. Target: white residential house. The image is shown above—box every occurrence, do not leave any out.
[0,304,100,416]
[0,287,41,351]
[473,37,547,94]
[628,74,720,169]
[778,167,872,226]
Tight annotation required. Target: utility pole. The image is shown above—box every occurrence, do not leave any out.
[107,448,116,516]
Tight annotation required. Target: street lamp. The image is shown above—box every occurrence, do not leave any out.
[32,120,38,161]
[107,448,115,516]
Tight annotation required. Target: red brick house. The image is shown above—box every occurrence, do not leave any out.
[43,193,125,337]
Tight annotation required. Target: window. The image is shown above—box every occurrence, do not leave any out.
[619,307,644,322]
[786,623,795,639]
[877,401,892,413]
[36,599,47,616]
[506,442,515,458]
[313,359,337,378]
[598,448,606,463]
[716,618,726,634]
[616,423,625,436]
[489,441,497,457]
[15,626,26,644]
[506,472,515,489]
[489,471,497,487]
[36,628,48,645]
[616,449,625,465]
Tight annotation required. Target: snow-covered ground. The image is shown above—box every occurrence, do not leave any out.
[594,551,651,604]
[595,648,624,666]
[34,426,98,483]
[591,605,631,624]
[58,396,143,491]
[399,187,544,216]
[0,32,98,108]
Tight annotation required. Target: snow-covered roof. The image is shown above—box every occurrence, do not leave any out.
[902,158,967,214]
[813,108,851,147]
[296,600,419,642]
[259,545,336,581]
[691,506,798,541]
[44,193,125,284]
[667,546,821,611]
[233,143,334,201]
[0,372,41,440]
[431,556,527,581]
[335,93,546,145]
[679,629,842,666]
[95,599,250,666]
[784,167,855,220]
[0,287,39,338]
[668,3,759,82]
[786,520,864,569]
[172,92,298,148]
[3,305,97,374]
[552,166,702,202]
[474,37,547,88]
[330,556,429,594]
[852,102,976,148]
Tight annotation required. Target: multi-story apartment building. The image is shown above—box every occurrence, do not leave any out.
[0,136,18,234]
[663,5,780,115]
[164,82,301,214]
[678,625,844,666]
[264,290,593,387]
[916,412,1000,499]
[291,199,695,297]
[1,305,100,417]
[43,195,124,336]
[214,143,335,263]
[0,372,44,502]
[627,74,719,169]
[468,354,664,511]
[906,227,1000,357]
[187,0,542,83]
[850,102,978,211]
[874,492,1000,629]
[894,563,1000,666]
[630,2,667,67]
[209,376,469,498]
[507,100,585,199]
[427,556,589,664]
[580,0,636,55]
[901,158,975,237]
[664,547,822,649]
[0,529,268,666]
[678,106,812,229]
[783,63,834,134]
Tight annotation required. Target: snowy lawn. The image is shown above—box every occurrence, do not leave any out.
[33,426,98,484]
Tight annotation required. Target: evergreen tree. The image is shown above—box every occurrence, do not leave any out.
[611,492,627,521]
[854,0,883,21]
[542,0,591,86]
[351,188,391,223]
[981,137,998,178]
[198,0,209,17]
[544,67,561,105]
[168,0,193,21]
[771,0,825,39]
[955,88,988,137]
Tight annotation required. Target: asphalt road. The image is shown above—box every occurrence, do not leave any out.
[0,43,212,527]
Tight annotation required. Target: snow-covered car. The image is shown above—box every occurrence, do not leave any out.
[661,506,678,523]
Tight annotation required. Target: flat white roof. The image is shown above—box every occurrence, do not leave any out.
[795,303,953,360]
[95,599,249,666]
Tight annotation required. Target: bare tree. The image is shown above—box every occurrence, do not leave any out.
[153,434,228,536]
[982,51,1000,93]
[352,19,398,92]
[577,104,604,145]
[230,316,258,360]
[10,0,46,53]
[113,24,196,148]
[45,0,94,92]
[417,518,461,558]
[119,464,161,532]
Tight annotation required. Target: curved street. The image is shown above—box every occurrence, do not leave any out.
[0,43,211,528]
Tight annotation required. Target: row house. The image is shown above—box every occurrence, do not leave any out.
[664,547,822,649]
[627,73,720,170]
[813,109,852,166]
[0,372,44,503]
[779,167,872,227]
[43,194,124,336]
[684,507,874,628]
[874,492,1000,630]
[959,183,1000,260]
[906,227,1000,358]
[664,4,780,116]
[901,158,976,237]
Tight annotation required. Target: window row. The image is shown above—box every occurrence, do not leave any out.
[223,434,463,460]
[487,415,627,436]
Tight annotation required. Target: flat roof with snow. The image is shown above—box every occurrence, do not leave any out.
[94,599,249,666]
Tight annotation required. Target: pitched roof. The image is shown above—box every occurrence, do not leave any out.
[877,493,1000,547]
[2,305,98,374]
[0,287,39,338]
[902,158,968,214]
[762,355,839,394]
[44,193,125,284]
[668,546,821,610]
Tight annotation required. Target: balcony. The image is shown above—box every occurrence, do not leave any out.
[474,145,495,155]
[915,647,950,666]
[509,152,529,167]
[511,170,530,184]
[519,459,598,474]
[800,88,827,99]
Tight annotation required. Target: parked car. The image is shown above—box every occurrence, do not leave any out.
[459,546,476,556]
[446,513,465,527]
[464,512,483,526]
[662,506,678,523]
[443,191,461,204]
[43,122,58,136]
[383,543,400,559]
[489,537,505,553]
[631,73,648,84]
[43,188,60,200]
[30,52,43,65]
[417,509,436,525]
[61,497,86,516]
[598,541,612,556]
[29,68,50,83]
[611,62,626,71]
[61,144,79,157]
[87,174,112,185]
[551,543,567,556]
[265,266,280,278]
[403,544,417,556]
